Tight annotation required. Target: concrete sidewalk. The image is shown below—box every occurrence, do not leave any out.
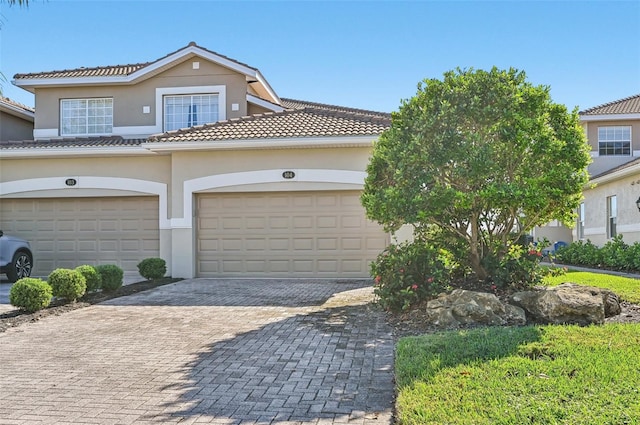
[0,279,395,424]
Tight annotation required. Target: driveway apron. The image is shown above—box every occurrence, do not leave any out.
[0,279,395,425]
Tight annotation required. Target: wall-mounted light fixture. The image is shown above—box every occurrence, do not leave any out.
[636,196,640,212]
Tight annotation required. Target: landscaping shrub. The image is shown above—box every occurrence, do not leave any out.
[370,239,449,312]
[137,257,167,280]
[9,277,53,312]
[489,243,546,289]
[48,268,87,302]
[75,265,102,292]
[95,264,124,292]
[556,236,640,273]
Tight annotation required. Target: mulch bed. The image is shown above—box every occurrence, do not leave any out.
[0,278,181,333]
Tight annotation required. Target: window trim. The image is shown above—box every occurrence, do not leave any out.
[156,86,226,133]
[577,202,585,240]
[607,195,617,239]
[60,97,113,137]
[598,125,632,157]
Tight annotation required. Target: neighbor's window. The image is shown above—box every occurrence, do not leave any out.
[607,195,617,238]
[61,98,113,136]
[164,94,219,131]
[577,202,585,239]
[598,126,631,156]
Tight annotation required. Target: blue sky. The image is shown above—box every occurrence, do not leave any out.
[1,0,639,113]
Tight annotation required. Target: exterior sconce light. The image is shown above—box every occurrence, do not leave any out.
[636,196,640,212]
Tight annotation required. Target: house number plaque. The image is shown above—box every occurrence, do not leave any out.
[282,171,295,179]
[65,178,78,187]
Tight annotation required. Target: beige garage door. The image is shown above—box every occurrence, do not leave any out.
[196,191,389,277]
[0,197,159,277]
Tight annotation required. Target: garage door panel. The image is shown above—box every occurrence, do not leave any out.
[0,197,159,276]
[196,191,389,277]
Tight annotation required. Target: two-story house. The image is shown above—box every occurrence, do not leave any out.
[0,42,390,279]
[0,97,34,141]
[575,94,640,245]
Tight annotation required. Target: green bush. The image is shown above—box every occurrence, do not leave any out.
[95,264,124,292]
[556,236,640,273]
[489,243,547,289]
[48,268,87,302]
[75,265,102,292]
[9,277,53,312]
[137,257,167,280]
[370,239,449,312]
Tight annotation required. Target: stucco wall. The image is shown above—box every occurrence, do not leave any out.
[0,111,34,140]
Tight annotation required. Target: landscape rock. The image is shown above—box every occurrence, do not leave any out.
[509,283,621,326]
[425,289,526,329]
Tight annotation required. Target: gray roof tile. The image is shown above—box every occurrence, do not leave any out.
[0,136,145,150]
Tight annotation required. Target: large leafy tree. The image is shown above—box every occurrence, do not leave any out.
[362,67,591,280]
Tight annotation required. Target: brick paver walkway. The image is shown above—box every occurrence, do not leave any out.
[0,279,395,424]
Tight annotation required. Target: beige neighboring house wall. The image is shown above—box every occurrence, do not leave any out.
[3,43,391,279]
[574,94,640,246]
[0,98,34,141]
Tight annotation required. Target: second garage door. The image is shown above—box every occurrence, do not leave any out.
[196,191,389,277]
[0,197,160,277]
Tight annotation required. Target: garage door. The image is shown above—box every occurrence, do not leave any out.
[0,197,159,276]
[196,191,389,277]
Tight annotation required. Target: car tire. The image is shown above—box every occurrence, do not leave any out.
[6,251,33,283]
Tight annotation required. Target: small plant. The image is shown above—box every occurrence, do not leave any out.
[48,268,87,302]
[75,265,102,292]
[370,239,449,312]
[489,243,546,290]
[95,264,124,292]
[9,277,53,312]
[137,257,167,280]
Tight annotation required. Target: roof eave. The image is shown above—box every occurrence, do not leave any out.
[145,135,379,152]
[580,113,640,122]
[0,103,35,122]
[589,161,640,185]
[0,146,155,159]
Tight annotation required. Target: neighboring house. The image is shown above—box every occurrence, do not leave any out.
[0,42,391,279]
[0,97,34,141]
[576,94,640,245]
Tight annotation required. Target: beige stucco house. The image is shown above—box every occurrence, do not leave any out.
[576,94,640,245]
[0,42,390,279]
[0,97,34,141]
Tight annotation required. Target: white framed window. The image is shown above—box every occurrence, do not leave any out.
[598,126,631,156]
[61,98,113,136]
[577,202,585,239]
[607,195,617,238]
[164,94,219,131]
[156,86,226,133]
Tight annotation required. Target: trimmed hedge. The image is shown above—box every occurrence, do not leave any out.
[75,265,102,292]
[95,264,124,292]
[137,257,167,280]
[9,277,53,312]
[48,268,87,302]
[556,235,640,272]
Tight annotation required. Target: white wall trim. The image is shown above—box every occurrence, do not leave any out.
[618,223,640,233]
[581,113,640,121]
[112,125,159,138]
[173,169,366,228]
[246,94,285,112]
[584,227,606,236]
[0,147,153,158]
[154,85,227,134]
[0,177,169,229]
[33,128,59,139]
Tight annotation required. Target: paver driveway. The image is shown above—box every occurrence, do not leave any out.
[0,279,395,424]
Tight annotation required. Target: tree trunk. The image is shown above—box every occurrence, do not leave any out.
[469,213,488,281]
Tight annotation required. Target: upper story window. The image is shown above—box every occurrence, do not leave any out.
[598,126,631,156]
[61,98,113,136]
[164,94,219,132]
[607,195,617,238]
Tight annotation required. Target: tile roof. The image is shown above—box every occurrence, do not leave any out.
[0,136,145,150]
[13,42,256,80]
[0,96,34,113]
[590,156,640,180]
[281,97,391,118]
[580,94,640,115]
[149,107,391,143]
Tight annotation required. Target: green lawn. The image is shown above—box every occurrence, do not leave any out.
[395,271,640,425]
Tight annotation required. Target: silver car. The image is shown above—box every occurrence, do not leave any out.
[0,230,33,283]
